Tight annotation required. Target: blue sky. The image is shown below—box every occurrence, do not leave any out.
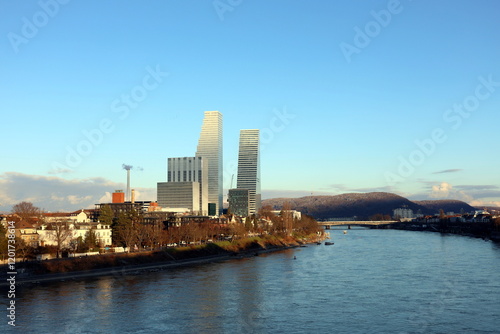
[1,0,499,212]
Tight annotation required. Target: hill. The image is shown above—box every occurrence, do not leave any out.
[413,200,475,215]
[262,192,475,220]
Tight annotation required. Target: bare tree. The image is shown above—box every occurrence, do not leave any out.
[12,201,44,224]
[159,229,170,248]
[135,224,148,250]
[145,223,164,249]
[295,214,322,236]
[47,219,73,258]
[178,223,194,244]
[16,238,32,261]
[0,224,8,261]
[281,201,294,235]
[258,205,275,220]
[231,222,247,240]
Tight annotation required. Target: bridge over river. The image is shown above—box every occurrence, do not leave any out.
[319,221,398,229]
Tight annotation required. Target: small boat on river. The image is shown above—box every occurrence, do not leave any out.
[324,242,334,245]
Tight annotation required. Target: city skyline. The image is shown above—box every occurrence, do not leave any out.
[1,1,500,212]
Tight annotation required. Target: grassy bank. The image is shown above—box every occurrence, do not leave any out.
[11,234,320,277]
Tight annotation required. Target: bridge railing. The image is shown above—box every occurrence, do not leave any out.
[318,221,398,226]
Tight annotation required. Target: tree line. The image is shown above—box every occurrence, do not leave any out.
[0,201,323,260]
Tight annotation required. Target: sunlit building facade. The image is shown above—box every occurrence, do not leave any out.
[236,129,261,215]
[166,156,208,215]
[157,182,200,213]
[196,111,223,215]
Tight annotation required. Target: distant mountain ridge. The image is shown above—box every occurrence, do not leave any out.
[413,200,475,214]
[261,192,476,220]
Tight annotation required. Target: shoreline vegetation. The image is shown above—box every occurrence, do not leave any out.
[384,221,500,241]
[0,233,325,285]
[1,201,327,286]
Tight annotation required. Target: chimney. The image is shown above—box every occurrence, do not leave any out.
[131,189,136,203]
[126,169,131,202]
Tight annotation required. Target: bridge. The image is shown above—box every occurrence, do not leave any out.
[318,221,398,228]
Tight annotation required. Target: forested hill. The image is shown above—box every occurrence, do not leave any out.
[262,192,475,220]
[413,200,476,215]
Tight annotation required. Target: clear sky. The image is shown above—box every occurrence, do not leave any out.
[1,0,499,212]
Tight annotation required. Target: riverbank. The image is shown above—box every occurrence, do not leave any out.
[386,221,497,240]
[0,234,324,286]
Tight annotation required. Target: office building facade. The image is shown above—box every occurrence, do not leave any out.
[196,111,223,215]
[236,129,261,215]
[228,188,250,217]
[167,156,208,214]
[157,182,200,213]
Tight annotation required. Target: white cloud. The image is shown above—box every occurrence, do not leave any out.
[429,182,474,202]
[261,189,335,199]
[433,169,463,174]
[430,182,455,198]
[98,192,112,204]
[67,195,93,205]
[48,167,73,175]
[470,200,500,208]
[50,195,66,202]
[0,172,156,212]
[426,181,500,207]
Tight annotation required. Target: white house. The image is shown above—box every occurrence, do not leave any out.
[44,209,93,224]
[271,210,302,220]
[38,221,112,248]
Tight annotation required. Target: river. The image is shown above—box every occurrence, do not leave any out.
[3,229,500,333]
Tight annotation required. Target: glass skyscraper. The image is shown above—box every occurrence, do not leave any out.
[196,111,223,215]
[236,129,261,215]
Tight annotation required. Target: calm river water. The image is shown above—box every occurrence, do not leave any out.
[4,229,500,333]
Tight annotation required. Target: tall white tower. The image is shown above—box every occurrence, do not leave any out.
[196,111,223,215]
[236,129,260,215]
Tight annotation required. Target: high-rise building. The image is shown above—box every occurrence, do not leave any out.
[196,111,223,215]
[236,129,261,215]
[166,156,208,214]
